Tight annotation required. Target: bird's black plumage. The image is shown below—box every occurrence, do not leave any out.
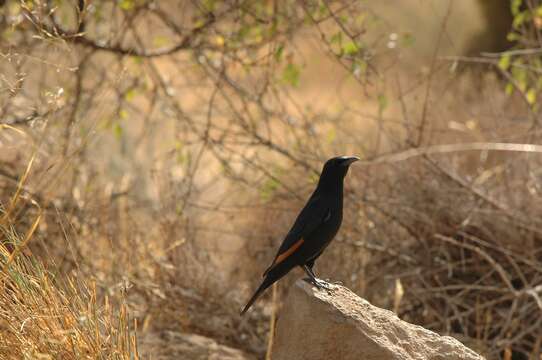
[241,155,358,315]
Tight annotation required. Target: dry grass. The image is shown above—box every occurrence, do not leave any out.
[0,179,138,359]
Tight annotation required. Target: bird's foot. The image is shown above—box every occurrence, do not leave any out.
[326,279,343,286]
[303,277,334,292]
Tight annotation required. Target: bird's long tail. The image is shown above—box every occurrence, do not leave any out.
[240,275,273,315]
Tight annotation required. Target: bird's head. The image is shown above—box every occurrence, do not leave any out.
[318,155,359,187]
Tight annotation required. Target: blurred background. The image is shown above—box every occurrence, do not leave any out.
[1,0,542,359]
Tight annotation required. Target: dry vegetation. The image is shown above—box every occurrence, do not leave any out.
[0,181,138,359]
[2,0,542,359]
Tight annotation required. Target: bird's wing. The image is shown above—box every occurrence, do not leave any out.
[263,195,330,276]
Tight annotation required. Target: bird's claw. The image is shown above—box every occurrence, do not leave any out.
[316,280,333,290]
[303,277,334,292]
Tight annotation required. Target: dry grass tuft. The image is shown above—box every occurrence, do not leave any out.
[0,206,138,360]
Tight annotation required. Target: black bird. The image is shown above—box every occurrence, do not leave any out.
[241,155,359,315]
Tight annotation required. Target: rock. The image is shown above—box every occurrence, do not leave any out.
[272,280,485,360]
[139,331,256,360]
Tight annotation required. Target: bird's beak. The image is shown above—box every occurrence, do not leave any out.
[340,156,360,166]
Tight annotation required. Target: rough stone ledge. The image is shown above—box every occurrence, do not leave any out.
[272,279,485,360]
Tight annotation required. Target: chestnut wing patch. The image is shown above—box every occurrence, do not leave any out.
[262,196,329,277]
[272,238,304,266]
[263,238,305,276]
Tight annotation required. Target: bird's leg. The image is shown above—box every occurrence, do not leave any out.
[303,265,333,290]
[305,264,318,281]
[307,260,341,286]
[302,267,321,288]
[306,264,333,288]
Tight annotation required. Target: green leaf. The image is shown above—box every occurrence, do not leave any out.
[113,123,123,140]
[124,89,137,102]
[378,94,388,114]
[176,151,188,165]
[498,55,511,71]
[119,0,134,11]
[237,25,250,40]
[513,11,528,29]
[355,13,367,26]
[526,88,537,105]
[274,44,284,61]
[342,41,359,56]
[507,32,520,41]
[330,32,342,44]
[511,0,522,16]
[282,63,300,87]
[318,4,329,17]
[153,35,170,47]
[119,109,128,119]
[202,0,216,12]
[2,28,15,42]
[194,18,206,29]
[505,82,515,95]
[260,177,280,201]
[512,66,528,92]
[401,33,415,47]
[326,128,336,144]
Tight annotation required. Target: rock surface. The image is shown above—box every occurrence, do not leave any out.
[272,279,485,360]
